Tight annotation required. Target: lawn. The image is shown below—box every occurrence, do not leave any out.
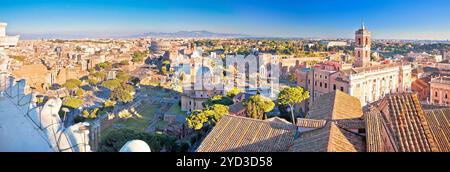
[111,103,159,131]
[166,103,183,115]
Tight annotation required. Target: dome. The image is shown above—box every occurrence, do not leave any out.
[119,140,151,152]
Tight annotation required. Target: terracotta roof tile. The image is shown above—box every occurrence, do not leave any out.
[196,115,297,152]
[296,118,327,128]
[307,90,363,120]
[376,93,440,152]
[291,122,365,152]
[423,108,450,152]
[364,109,386,152]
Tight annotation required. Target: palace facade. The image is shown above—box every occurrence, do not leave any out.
[296,23,412,109]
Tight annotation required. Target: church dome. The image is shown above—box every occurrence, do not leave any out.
[119,140,151,152]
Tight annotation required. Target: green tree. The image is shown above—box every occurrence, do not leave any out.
[131,51,147,63]
[207,104,229,125]
[226,88,241,98]
[186,104,229,130]
[116,71,131,83]
[104,99,116,108]
[63,97,83,109]
[244,94,275,120]
[277,86,310,123]
[96,62,112,71]
[87,78,99,86]
[186,110,208,130]
[93,71,107,81]
[102,79,122,90]
[203,95,233,108]
[110,89,133,103]
[62,79,82,90]
[121,83,135,94]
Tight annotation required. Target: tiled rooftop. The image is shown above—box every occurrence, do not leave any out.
[307,90,363,120]
[291,122,365,152]
[423,108,450,152]
[196,115,297,152]
[366,93,449,152]
[294,91,366,152]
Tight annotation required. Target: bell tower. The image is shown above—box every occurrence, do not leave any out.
[354,21,371,68]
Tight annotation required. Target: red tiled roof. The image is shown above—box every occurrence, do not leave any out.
[371,93,442,152]
[307,90,363,120]
[423,108,450,152]
[196,115,297,152]
[291,122,366,152]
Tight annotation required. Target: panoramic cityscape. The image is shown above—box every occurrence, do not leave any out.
[0,0,449,153]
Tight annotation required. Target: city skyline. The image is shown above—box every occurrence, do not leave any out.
[1,0,449,40]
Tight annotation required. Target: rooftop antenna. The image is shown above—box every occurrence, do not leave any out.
[361,18,365,30]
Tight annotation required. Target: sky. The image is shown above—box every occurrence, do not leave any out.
[0,0,449,40]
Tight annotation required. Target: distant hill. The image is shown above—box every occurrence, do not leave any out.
[16,30,252,40]
[135,30,252,38]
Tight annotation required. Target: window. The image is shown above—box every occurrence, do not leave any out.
[436,91,438,97]
[446,93,448,99]
[333,84,336,90]
[320,75,322,79]
[315,81,317,86]
[320,82,322,87]
[340,87,344,92]
[325,76,327,79]
[325,83,328,88]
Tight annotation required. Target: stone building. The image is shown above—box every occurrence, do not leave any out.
[429,76,450,106]
[296,24,412,110]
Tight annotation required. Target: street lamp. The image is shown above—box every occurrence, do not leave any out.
[62,107,70,127]
[286,105,296,125]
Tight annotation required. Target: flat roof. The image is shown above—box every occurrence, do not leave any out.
[0,96,53,152]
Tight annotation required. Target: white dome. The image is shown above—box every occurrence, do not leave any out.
[119,140,151,152]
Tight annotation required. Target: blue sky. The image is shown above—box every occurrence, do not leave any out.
[1,0,449,40]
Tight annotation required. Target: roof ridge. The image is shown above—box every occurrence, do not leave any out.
[331,91,340,120]
[326,122,334,152]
